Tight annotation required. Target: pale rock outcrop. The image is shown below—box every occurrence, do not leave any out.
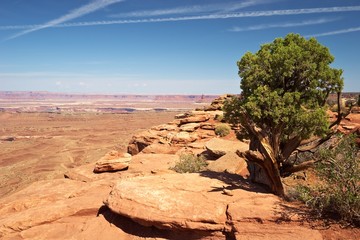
[180,123,201,132]
[205,138,249,158]
[180,115,210,125]
[171,132,198,144]
[94,151,131,173]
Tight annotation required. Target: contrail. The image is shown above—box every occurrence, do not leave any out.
[108,0,263,18]
[228,18,338,32]
[1,6,359,31]
[6,0,124,40]
[305,26,360,37]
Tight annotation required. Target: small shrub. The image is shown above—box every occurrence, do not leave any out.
[215,124,231,137]
[296,134,360,226]
[170,154,208,173]
[214,114,224,122]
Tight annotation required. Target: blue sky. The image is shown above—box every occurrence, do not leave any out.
[0,0,359,94]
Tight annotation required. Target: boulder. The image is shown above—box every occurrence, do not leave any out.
[94,151,131,173]
[179,123,200,132]
[171,132,198,144]
[205,138,249,158]
[93,158,130,173]
[207,152,249,177]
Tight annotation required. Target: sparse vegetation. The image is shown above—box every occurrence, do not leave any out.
[214,114,224,122]
[215,124,231,137]
[170,154,208,173]
[296,134,360,226]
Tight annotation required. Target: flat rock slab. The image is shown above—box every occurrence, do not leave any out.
[105,173,228,231]
[105,173,323,238]
[180,123,201,132]
[105,173,276,232]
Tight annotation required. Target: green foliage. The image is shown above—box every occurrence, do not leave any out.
[358,94,360,106]
[297,134,360,226]
[170,154,208,173]
[214,114,224,122]
[215,124,231,137]
[225,33,343,141]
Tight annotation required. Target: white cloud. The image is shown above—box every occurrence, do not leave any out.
[305,26,360,37]
[229,18,338,32]
[55,81,62,85]
[6,0,124,40]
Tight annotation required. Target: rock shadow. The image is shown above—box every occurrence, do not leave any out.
[199,170,270,194]
[98,205,227,240]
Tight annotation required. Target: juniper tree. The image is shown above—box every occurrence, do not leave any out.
[224,33,344,196]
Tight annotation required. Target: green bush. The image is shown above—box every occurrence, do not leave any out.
[215,124,231,137]
[214,114,224,122]
[296,134,360,226]
[170,154,208,173]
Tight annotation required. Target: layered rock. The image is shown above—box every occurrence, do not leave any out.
[127,109,229,156]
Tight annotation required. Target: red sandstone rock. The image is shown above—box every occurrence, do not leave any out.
[180,115,210,124]
[93,151,132,173]
[205,138,249,158]
[180,123,201,132]
[105,173,322,239]
[207,152,249,177]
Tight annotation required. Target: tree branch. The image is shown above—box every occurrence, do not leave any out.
[280,160,315,177]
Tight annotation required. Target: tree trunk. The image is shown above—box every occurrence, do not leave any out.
[244,135,285,197]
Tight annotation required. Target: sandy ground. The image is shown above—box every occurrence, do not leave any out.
[0,111,177,197]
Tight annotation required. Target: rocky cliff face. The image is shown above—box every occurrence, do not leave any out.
[2,95,356,239]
